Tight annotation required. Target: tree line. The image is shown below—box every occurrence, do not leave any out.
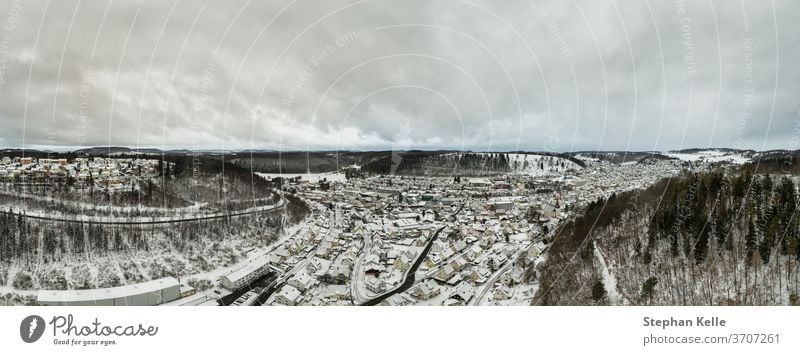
[535,168,800,306]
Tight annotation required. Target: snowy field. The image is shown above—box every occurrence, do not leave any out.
[442,152,582,176]
[257,172,347,183]
[505,153,583,175]
[664,149,752,164]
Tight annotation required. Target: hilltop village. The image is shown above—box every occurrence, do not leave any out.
[0,156,160,189]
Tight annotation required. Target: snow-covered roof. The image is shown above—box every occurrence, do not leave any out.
[223,254,274,284]
[289,271,315,288]
[37,277,179,303]
[277,285,302,302]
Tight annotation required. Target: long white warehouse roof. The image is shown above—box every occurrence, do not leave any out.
[223,254,276,284]
[37,277,180,304]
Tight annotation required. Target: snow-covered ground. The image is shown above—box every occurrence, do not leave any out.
[594,241,628,306]
[506,153,582,175]
[491,284,538,306]
[3,197,283,224]
[664,149,751,164]
[573,154,600,162]
[257,172,347,183]
[0,197,296,306]
[448,152,582,176]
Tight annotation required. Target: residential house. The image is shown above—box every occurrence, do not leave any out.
[273,285,303,306]
[493,285,513,301]
[411,279,441,301]
[287,271,316,292]
[365,277,386,294]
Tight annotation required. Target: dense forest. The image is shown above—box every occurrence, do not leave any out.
[0,152,312,293]
[163,155,280,211]
[229,151,388,174]
[361,151,582,176]
[0,207,289,264]
[534,167,800,306]
[740,150,800,175]
[0,200,304,291]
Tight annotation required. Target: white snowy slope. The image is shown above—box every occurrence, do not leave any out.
[664,149,752,164]
[507,153,582,175]
[256,172,347,183]
[454,152,582,176]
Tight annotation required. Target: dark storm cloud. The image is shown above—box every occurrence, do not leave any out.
[0,0,796,152]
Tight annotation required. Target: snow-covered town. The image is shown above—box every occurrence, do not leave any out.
[2,2,796,352]
[246,153,695,306]
[0,149,769,306]
[172,151,719,307]
[0,156,160,189]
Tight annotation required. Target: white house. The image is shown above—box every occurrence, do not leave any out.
[365,277,386,294]
[411,279,441,301]
[493,285,513,301]
[287,271,316,292]
[450,283,476,303]
[273,285,302,306]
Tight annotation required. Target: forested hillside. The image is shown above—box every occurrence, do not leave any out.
[0,155,281,218]
[740,150,800,175]
[229,151,385,174]
[361,151,583,176]
[534,169,800,306]
[0,154,309,295]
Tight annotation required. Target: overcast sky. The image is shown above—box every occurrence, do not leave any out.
[0,0,797,152]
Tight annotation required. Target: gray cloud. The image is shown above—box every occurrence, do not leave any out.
[0,0,797,152]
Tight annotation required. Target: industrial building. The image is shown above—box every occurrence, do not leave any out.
[37,277,181,306]
[219,254,276,291]
[160,293,210,306]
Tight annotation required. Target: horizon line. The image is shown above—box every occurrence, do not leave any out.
[1,145,797,155]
